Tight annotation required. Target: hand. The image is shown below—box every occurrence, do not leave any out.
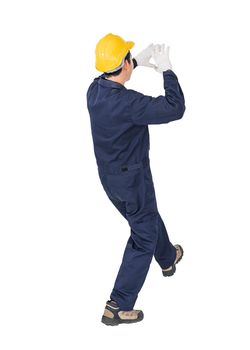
[152,44,172,73]
[134,44,156,68]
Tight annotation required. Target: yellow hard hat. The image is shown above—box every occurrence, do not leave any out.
[95,33,135,72]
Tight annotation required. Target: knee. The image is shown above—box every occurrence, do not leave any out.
[127,210,160,252]
[130,224,158,254]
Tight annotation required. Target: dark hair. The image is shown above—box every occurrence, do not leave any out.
[104,51,131,78]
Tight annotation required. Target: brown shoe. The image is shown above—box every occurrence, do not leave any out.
[101,300,144,326]
[162,244,184,277]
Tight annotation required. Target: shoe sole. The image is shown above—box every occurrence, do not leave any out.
[101,312,144,326]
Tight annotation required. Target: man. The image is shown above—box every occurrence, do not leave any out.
[87,33,186,326]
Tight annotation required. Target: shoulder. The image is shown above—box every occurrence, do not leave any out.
[86,74,103,97]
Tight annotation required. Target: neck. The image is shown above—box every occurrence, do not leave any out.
[105,75,126,86]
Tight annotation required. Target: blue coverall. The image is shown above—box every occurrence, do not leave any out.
[87,69,185,311]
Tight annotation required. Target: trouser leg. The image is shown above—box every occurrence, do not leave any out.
[110,208,159,310]
[99,189,155,310]
[154,214,176,269]
[108,166,159,310]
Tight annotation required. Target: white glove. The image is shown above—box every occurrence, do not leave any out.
[152,44,172,73]
[134,44,156,68]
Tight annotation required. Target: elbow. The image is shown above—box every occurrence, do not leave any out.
[177,103,186,120]
[170,103,185,121]
[180,104,186,118]
[165,96,186,121]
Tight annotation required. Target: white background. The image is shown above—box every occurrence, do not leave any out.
[0,0,249,349]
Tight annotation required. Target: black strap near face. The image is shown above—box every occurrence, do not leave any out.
[132,58,138,69]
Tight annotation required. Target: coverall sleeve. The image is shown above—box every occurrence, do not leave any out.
[127,70,185,125]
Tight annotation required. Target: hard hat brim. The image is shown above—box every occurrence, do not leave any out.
[126,41,135,50]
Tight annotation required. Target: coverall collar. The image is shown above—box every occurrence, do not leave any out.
[98,75,125,90]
